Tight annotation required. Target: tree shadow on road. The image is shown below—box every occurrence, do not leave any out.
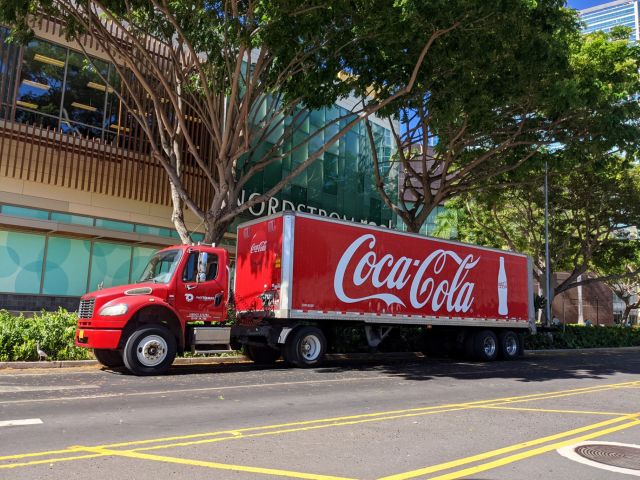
[160,350,640,384]
[314,350,640,383]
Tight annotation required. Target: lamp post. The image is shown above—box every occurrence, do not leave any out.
[544,160,552,325]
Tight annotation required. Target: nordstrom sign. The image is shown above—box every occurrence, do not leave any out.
[237,190,393,228]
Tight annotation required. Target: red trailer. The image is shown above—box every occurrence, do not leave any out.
[76,212,534,375]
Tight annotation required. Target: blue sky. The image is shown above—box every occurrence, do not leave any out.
[567,0,612,10]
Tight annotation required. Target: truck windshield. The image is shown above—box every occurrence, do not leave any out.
[138,249,182,284]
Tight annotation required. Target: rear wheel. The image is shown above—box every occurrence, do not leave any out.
[245,345,281,364]
[498,330,522,360]
[123,325,176,376]
[93,348,123,368]
[283,326,327,367]
[471,330,499,362]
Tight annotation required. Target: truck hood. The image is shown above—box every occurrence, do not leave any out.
[82,283,168,303]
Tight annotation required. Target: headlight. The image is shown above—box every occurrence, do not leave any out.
[99,304,128,316]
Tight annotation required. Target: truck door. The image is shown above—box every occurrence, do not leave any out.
[175,250,227,323]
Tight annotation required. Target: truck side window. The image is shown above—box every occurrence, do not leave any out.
[182,253,218,282]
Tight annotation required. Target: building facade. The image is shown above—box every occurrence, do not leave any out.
[0,20,397,311]
[579,0,640,41]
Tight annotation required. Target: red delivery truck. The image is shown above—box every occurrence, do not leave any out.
[75,211,535,375]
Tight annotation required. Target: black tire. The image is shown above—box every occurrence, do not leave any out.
[498,330,522,360]
[123,325,177,376]
[245,345,281,364]
[472,330,499,362]
[93,348,123,368]
[282,326,327,367]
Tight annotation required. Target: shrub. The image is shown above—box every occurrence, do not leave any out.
[525,325,640,350]
[0,309,91,361]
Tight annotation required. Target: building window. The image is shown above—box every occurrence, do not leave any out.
[61,50,111,138]
[15,39,66,128]
[4,36,124,142]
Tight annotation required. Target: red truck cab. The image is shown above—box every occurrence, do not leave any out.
[76,244,231,374]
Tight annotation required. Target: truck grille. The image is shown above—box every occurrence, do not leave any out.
[78,298,95,319]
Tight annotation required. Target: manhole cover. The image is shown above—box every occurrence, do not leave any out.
[558,442,640,477]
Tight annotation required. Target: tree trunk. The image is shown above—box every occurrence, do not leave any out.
[621,304,632,326]
[203,214,234,246]
[170,181,191,244]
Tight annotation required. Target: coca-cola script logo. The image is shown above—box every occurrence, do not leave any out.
[333,234,480,312]
[250,240,267,253]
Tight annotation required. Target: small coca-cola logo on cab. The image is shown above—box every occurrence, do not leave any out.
[250,240,267,253]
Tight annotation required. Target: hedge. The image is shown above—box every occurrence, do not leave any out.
[524,325,640,350]
[1,309,640,362]
[0,309,91,361]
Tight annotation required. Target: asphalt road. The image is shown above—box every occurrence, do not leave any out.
[0,350,639,479]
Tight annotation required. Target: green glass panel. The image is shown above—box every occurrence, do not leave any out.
[135,224,172,237]
[131,246,157,283]
[0,230,45,294]
[50,212,94,226]
[308,126,324,159]
[95,218,135,232]
[42,236,91,295]
[89,242,132,290]
[290,185,307,206]
[309,108,325,128]
[291,131,309,167]
[1,205,49,220]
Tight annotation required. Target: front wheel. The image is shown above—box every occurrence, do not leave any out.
[93,348,123,368]
[123,326,176,376]
[283,326,327,367]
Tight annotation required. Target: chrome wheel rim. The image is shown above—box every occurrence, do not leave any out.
[136,335,168,367]
[505,335,518,356]
[483,336,496,357]
[300,335,321,361]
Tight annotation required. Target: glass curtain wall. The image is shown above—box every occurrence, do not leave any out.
[0,229,157,295]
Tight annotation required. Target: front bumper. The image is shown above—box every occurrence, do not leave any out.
[75,328,122,350]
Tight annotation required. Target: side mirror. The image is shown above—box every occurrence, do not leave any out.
[197,252,208,283]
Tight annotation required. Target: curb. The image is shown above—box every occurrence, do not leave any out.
[523,346,640,356]
[0,347,637,370]
[0,352,424,370]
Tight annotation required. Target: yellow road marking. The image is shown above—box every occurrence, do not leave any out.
[131,406,477,452]
[99,379,640,450]
[0,454,105,469]
[476,406,630,416]
[426,419,640,480]
[83,447,357,480]
[1,379,638,470]
[0,447,88,461]
[0,374,400,405]
[378,413,640,480]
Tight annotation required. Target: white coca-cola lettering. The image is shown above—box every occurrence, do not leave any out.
[250,241,267,253]
[334,234,480,312]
